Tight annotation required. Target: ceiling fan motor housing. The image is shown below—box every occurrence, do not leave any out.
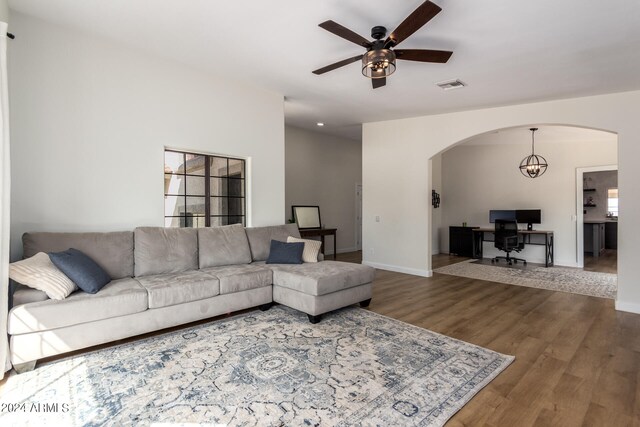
[371,26,387,40]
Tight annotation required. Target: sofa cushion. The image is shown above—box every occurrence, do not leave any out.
[270,261,376,296]
[8,278,147,334]
[198,224,252,268]
[9,252,76,300]
[245,224,301,262]
[49,248,112,294]
[201,264,272,295]
[134,227,198,276]
[12,284,49,307]
[23,231,134,280]
[136,271,220,309]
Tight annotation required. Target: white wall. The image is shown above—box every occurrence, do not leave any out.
[430,154,442,254]
[362,90,640,313]
[440,140,617,266]
[0,0,7,23]
[8,13,285,260]
[285,126,362,254]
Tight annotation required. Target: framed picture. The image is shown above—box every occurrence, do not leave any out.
[292,205,321,229]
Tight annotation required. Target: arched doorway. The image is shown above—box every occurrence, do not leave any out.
[430,125,618,273]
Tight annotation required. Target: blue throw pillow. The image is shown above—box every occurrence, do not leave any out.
[266,240,304,264]
[49,248,111,294]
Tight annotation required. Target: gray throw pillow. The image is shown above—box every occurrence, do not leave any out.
[49,248,111,294]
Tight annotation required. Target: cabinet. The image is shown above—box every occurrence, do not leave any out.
[449,226,478,257]
[605,222,617,249]
[584,222,605,257]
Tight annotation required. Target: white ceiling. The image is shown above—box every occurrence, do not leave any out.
[8,0,640,141]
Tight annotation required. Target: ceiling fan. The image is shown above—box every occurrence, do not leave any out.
[312,0,452,89]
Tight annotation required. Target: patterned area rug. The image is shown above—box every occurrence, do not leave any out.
[434,259,617,299]
[0,306,513,426]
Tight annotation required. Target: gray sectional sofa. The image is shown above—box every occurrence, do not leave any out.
[8,224,374,372]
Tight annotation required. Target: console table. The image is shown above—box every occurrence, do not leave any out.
[299,228,337,260]
[472,228,554,267]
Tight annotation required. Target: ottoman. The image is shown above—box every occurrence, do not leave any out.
[270,261,375,323]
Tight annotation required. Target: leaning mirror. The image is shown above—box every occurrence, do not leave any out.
[292,205,321,229]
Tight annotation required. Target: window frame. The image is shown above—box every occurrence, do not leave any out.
[164,149,246,227]
[607,187,619,218]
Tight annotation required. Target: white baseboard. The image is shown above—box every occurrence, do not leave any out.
[324,246,357,255]
[431,250,440,255]
[362,261,431,278]
[553,260,580,268]
[615,300,640,314]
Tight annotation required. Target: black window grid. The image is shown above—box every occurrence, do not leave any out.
[164,150,246,227]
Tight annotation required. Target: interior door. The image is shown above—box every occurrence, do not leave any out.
[356,184,363,251]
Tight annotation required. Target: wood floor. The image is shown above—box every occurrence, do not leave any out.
[336,250,638,426]
[3,250,635,426]
[584,249,618,274]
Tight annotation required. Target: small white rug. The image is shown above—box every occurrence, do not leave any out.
[0,306,513,426]
[434,259,616,299]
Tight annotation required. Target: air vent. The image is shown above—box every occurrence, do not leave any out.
[436,79,466,90]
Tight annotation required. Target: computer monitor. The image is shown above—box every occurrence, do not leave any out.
[489,210,516,223]
[516,209,541,230]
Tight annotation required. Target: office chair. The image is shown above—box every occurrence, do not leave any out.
[491,219,527,266]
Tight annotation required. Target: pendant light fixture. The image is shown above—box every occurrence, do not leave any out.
[519,128,548,178]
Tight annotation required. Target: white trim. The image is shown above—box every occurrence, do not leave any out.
[615,300,640,314]
[575,164,617,268]
[363,261,432,277]
[324,246,357,255]
[245,156,253,227]
[354,183,363,251]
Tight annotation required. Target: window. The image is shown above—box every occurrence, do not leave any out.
[607,188,618,218]
[164,149,246,227]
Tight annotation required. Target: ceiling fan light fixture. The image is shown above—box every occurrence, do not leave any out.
[362,49,396,79]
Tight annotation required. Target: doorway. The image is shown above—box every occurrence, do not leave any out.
[576,165,618,272]
[355,184,362,251]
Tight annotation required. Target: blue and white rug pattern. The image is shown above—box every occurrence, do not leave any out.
[0,306,513,426]
[434,259,616,299]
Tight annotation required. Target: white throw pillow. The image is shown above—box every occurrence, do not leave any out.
[9,252,76,300]
[287,236,322,263]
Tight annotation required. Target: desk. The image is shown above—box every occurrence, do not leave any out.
[472,228,554,267]
[299,228,337,260]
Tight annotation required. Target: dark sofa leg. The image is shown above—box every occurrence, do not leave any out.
[359,298,372,308]
[308,314,322,324]
[259,302,273,311]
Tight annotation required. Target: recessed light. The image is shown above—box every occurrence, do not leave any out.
[317,122,325,127]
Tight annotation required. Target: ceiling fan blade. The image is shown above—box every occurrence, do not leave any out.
[319,20,372,48]
[385,1,442,48]
[312,55,364,75]
[372,77,386,89]
[394,49,453,63]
